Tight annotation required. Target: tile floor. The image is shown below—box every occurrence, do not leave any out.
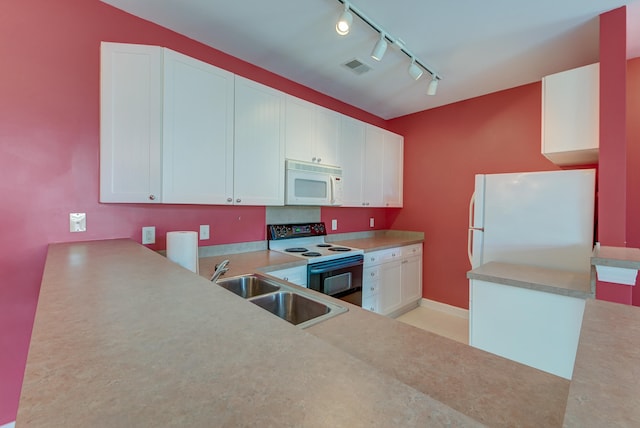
[396,305,469,344]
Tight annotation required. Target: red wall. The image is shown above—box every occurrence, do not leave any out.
[0,0,387,423]
[596,7,632,303]
[627,58,640,306]
[388,83,560,308]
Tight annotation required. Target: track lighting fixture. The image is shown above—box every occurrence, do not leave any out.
[336,3,353,36]
[427,75,438,95]
[408,59,423,80]
[333,0,441,94]
[370,34,388,61]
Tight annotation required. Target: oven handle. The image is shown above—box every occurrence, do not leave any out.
[308,255,364,274]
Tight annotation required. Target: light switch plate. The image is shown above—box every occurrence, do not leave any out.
[200,225,210,240]
[69,213,86,232]
[331,219,338,230]
[370,217,375,228]
[142,226,155,245]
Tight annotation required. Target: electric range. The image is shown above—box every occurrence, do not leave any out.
[267,222,364,263]
[267,222,364,306]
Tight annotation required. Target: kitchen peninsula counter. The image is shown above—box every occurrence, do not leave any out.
[19,239,638,427]
[17,239,477,427]
[467,261,594,299]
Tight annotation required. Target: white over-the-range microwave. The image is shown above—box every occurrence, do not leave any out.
[285,159,343,206]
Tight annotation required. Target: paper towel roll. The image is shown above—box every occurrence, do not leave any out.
[166,231,199,274]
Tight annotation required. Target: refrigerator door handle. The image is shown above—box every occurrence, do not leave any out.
[468,191,484,265]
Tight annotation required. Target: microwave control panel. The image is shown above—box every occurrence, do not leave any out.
[267,222,326,240]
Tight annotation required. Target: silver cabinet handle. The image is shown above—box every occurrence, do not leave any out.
[236,198,241,203]
[312,157,317,162]
[149,194,156,201]
[227,197,232,202]
[317,158,322,163]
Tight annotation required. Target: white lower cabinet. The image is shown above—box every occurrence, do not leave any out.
[400,254,422,304]
[362,244,422,316]
[267,266,307,287]
[469,279,585,379]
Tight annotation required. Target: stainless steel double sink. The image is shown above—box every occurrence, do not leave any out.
[216,274,347,328]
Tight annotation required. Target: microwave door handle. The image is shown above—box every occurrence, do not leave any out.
[330,176,336,205]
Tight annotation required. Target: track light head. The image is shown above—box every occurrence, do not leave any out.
[336,5,353,36]
[408,59,423,80]
[427,75,438,96]
[370,34,388,61]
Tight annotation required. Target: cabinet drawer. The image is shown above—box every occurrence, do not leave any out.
[365,248,401,266]
[364,250,385,266]
[362,295,379,313]
[364,266,380,281]
[380,248,401,263]
[267,266,307,287]
[362,277,379,298]
[401,243,422,257]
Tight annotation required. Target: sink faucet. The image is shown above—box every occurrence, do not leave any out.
[210,259,230,282]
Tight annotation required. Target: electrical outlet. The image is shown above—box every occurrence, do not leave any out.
[370,217,375,228]
[142,226,155,245]
[200,224,210,240]
[69,213,86,232]
[331,219,338,230]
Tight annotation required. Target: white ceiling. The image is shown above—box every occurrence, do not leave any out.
[101,0,640,120]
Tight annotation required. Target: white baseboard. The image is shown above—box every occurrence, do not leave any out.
[419,298,469,319]
[1,421,16,428]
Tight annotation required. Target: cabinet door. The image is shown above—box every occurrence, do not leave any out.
[314,106,340,166]
[401,255,422,305]
[285,95,314,162]
[100,42,162,203]
[363,125,385,207]
[268,266,307,287]
[378,261,402,315]
[338,116,366,207]
[162,48,234,204]
[383,130,403,207]
[542,63,599,165]
[234,76,285,206]
[470,279,585,379]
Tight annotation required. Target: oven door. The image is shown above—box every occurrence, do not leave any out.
[307,255,363,306]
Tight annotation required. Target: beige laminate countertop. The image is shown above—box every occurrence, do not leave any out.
[467,262,594,299]
[563,299,640,426]
[17,239,478,427]
[329,234,424,252]
[19,238,640,427]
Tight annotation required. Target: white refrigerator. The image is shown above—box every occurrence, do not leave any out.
[468,169,596,273]
[467,169,596,379]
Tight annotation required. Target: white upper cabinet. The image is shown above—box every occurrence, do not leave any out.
[363,125,385,207]
[234,76,285,206]
[382,130,404,207]
[542,63,599,166]
[338,116,366,207]
[339,121,404,208]
[100,42,402,207]
[100,42,162,203]
[162,48,234,204]
[285,95,340,166]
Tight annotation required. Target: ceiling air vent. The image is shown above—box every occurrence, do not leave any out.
[342,58,371,75]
